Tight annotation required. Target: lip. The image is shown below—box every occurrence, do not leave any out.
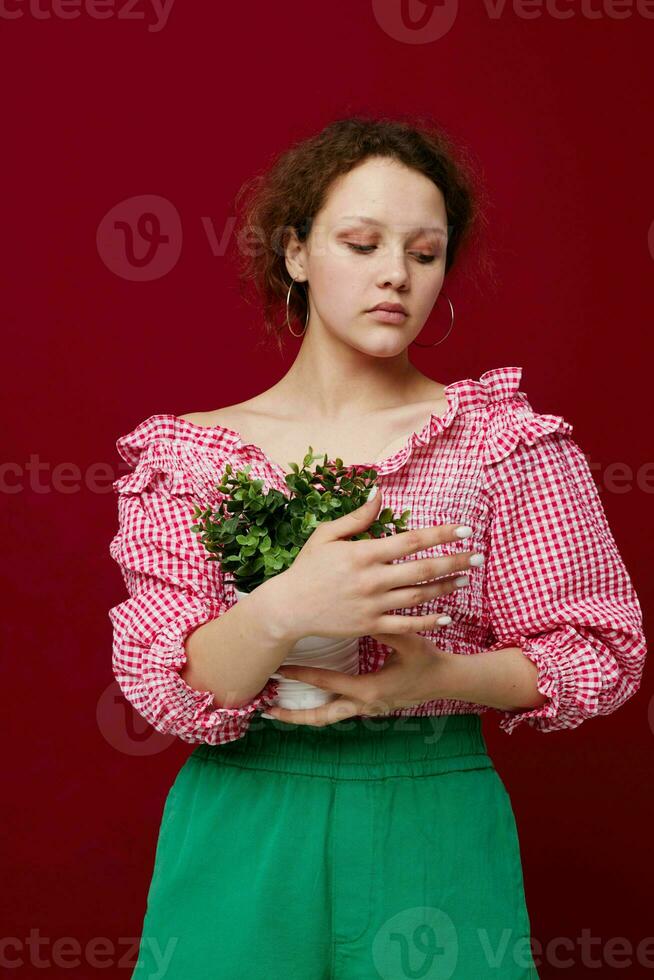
[368,303,407,314]
[366,308,407,324]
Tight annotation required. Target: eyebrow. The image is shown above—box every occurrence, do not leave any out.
[337,215,448,236]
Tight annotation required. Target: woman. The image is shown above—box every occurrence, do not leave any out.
[108,116,647,979]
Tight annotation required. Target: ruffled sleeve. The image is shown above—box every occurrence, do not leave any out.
[480,391,647,734]
[107,416,279,746]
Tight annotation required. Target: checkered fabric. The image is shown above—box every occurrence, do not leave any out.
[108,366,647,744]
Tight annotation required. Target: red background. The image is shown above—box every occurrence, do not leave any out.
[3,2,652,977]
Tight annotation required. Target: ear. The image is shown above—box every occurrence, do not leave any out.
[284,227,308,279]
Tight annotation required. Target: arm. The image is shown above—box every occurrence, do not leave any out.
[180,579,298,709]
[432,645,549,713]
[108,450,295,745]
[478,424,646,734]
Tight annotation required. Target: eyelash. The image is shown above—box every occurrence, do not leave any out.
[346,243,438,264]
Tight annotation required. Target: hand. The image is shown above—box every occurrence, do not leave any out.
[262,632,451,727]
[270,488,480,642]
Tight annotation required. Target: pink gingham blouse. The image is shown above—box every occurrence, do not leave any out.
[108,366,647,746]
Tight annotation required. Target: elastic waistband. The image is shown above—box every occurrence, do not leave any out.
[191,713,492,781]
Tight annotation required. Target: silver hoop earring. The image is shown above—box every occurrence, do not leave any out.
[286,277,309,337]
[410,292,455,348]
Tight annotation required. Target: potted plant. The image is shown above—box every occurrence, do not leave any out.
[190,449,411,710]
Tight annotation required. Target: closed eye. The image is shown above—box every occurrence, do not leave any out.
[346,243,437,265]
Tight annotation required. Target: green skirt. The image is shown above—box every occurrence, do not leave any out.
[131,713,539,979]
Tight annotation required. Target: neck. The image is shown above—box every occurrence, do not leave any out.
[273,319,438,422]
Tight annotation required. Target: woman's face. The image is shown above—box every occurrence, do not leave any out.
[287,156,449,357]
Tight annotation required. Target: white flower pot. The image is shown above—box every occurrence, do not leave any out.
[234,586,360,710]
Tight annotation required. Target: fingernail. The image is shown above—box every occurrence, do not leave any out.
[261,712,276,719]
[454,525,473,538]
[454,575,470,588]
[367,486,379,501]
[469,554,485,567]
[437,614,452,625]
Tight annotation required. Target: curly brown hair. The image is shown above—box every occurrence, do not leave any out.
[231,113,492,354]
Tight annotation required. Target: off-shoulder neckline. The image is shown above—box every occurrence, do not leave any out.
[116,366,527,479]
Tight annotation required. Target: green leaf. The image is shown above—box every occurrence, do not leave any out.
[190,455,413,592]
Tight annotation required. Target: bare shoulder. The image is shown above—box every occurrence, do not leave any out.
[177,410,232,428]
[177,400,259,430]
[177,411,212,427]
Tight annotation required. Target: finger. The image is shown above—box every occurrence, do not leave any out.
[355,522,473,564]
[371,611,451,635]
[264,697,359,727]
[376,573,468,612]
[277,665,375,701]
[369,633,400,647]
[378,550,477,589]
[315,486,383,542]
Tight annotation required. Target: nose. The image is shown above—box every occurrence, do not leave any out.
[376,247,410,290]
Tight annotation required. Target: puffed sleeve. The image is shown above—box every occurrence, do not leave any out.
[107,424,279,746]
[481,395,647,734]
